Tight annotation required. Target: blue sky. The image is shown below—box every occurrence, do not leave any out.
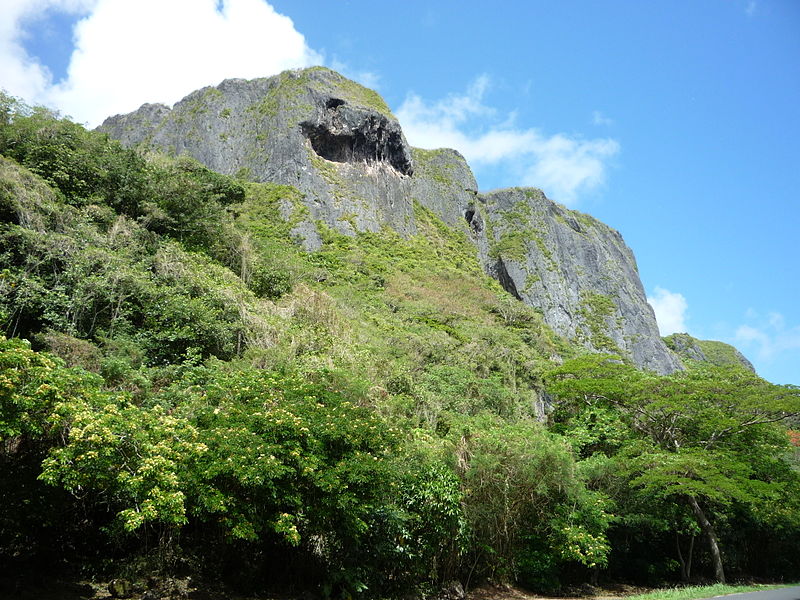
[2,0,798,384]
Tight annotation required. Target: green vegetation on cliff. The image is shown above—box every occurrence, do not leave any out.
[254,67,394,121]
[664,333,756,372]
[1,94,798,598]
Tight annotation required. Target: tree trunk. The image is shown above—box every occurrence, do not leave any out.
[687,496,725,583]
[676,532,695,582]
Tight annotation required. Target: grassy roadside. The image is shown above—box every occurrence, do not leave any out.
[623,583,799,600]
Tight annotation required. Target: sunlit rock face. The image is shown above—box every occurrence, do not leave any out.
[99,67,681,373]
[100,67,478,250]
[479,187,683,375]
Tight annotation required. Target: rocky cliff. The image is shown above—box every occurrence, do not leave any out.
[99,68,478,251]
[98,67,681,374]
[664,333,755,372]
[480,188,682,374]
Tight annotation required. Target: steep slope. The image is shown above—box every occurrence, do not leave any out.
[98,67,679,373]
[481,188,682,374]
[664,332,755,372]
[3,81,798,598]
[0,145,564,419]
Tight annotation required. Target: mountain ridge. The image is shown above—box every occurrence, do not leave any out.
[98,66,688,374]
[664,332,755,372]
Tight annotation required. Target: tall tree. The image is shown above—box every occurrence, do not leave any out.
[547,356,800,582]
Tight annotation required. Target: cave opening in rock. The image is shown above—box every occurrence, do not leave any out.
[325,98,346,109]
[301,120,413,176]
[464,208,482,233]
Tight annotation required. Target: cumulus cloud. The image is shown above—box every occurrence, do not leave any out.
[1,0,320,126]
[735,310,800,361]
[592,110,613,126]
[396,76,619,204]
[647,286,689,335]
[0,0,93,103]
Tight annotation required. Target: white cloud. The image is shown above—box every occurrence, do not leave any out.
[735,324,770,350]
[592,110,613,126]
[396,76,619,204]
[745,1,757,17]
[735,310,800,361]
[1,0,321,126]
[0,0,94,103]
[767,311,785,330]
[647,286,689,335]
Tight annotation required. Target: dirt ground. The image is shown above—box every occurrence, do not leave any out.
[0,577,650,600]
[467,582,649,600]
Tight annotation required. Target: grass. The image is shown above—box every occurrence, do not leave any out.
[411,147,460,186]
[622,582,799,600]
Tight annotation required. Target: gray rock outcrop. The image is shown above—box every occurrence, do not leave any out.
[99,68,477,250]
[479,188,682,374]
[98,67,681,373]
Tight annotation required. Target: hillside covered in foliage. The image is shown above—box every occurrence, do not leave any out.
[1,87,799,599]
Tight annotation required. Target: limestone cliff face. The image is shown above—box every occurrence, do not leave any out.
[98,67,680,373]
[479,188,682,374]
[99,67,477,250]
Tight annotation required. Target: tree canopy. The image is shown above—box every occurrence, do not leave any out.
[548,355,800,583]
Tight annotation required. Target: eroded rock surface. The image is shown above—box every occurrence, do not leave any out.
[99,67,475,251]
[99,67,682,373]
[300,102,412,175]
[479,188,683,375]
